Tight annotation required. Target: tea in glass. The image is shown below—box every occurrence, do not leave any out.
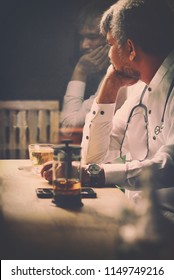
[29,144,54,174]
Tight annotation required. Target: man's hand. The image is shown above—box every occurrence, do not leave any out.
[96,64,140,104]
[41,161,53,182]
[71,45,109,82]
[41,161,81,182]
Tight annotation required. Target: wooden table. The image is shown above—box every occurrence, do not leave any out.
[0,160,132,260]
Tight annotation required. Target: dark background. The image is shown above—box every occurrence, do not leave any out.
[1,0,91,108]
[1,0,174,109]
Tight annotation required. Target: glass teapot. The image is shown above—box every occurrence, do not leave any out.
[52,140,83,208]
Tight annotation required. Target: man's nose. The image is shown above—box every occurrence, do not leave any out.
[80,38,92,52]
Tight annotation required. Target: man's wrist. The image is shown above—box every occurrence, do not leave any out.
[71,64,87,82]
[81,164,105,187]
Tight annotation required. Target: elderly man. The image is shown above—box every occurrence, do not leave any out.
[80,0,174,206]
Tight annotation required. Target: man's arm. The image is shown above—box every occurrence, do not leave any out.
[60,46,109,128]
[60,81,100,127]
[81,65,174,189]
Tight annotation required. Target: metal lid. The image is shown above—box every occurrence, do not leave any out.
[53,140,81,155]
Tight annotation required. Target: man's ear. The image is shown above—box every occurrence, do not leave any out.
[127,39,136,61]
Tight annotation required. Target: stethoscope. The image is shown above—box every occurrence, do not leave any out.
[120,77,174,161]
[154,77,174,135]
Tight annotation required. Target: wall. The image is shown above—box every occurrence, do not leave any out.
[1,0,89,107]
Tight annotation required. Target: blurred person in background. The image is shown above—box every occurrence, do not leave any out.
[60,0,127,128]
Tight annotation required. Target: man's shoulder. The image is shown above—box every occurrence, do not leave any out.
[127,81,146,97]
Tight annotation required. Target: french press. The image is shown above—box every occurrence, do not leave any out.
[52,140,83,208]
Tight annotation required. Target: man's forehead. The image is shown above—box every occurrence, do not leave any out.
[79,16,100,33]
[107,32,114,41]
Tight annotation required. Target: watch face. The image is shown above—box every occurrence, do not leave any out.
[88,164,101,175]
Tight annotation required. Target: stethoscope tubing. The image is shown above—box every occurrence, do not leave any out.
[120,77,174,161]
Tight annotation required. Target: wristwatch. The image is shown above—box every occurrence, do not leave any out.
[86,163,102,187]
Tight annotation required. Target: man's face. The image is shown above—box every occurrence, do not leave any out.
[79,18,105,55]
[107,32,140,79]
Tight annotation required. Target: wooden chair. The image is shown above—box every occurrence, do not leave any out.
[0,100,59,159]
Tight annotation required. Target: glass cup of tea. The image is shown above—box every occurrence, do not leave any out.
[28,143,54,174]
